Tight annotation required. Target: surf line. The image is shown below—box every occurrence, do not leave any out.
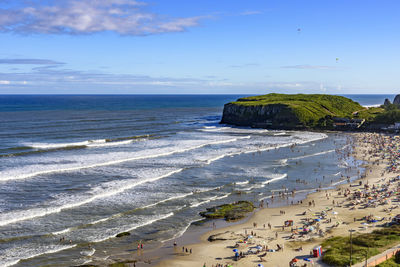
[0,137,245,182]
[0,169,183,227]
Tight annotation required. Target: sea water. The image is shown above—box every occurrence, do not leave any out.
[0,94,391,266]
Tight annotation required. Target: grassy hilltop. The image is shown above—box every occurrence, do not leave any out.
[222,93,382,129]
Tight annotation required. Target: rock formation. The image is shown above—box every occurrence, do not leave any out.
[220,93,365,129]
[394,95,400,105]
[221,102,300,129]
[384,98,392,106]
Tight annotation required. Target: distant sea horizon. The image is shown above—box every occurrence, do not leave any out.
[0,94,395,112]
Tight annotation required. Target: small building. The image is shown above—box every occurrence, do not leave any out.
[332,117,364,129]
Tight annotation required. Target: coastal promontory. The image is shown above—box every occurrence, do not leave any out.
[221,93,369,129]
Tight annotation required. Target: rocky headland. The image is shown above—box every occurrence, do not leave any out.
[221,93,400,131]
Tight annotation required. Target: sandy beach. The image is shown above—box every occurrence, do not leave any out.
[156,132,400,267]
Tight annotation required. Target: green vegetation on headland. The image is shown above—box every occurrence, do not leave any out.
[199,201,255,221]
[221,93,366,129]
[372,104,400,124]
[321,225,400,266]
[221,93,400,130]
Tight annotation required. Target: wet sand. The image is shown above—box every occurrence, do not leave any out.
[155,133,399,267]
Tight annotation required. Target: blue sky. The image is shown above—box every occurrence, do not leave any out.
[0,0,399,94]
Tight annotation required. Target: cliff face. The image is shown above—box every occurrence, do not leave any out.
[221,103,301,129]
[393,95,400,105]
[220,93,368,130]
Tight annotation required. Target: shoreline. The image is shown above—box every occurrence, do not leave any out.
[154,132,398,267]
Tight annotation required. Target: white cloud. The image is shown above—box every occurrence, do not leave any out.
[0,80,28,85]
[0,0,204,35]
[0,58,64,65]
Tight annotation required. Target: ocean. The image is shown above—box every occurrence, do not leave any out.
[0,94,393,266]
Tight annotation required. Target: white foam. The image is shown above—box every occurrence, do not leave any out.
[270,188,288,192]
[1,244,77,267]
[205,154,228,164]
[1,138,241,182]
[277,158,288,165]
[235,180,249,185]
[87,140,133,148]
[142,192,194,209]
[52,228,71,235]
[24,139,137,150]
[214,193,230,200]
[81,259,93,265]
[190,196,218,208]
[290,149,335,160]
[90,217,109,225]
[74,192,194,228]
[242,185,256,191]
[259,195,273,201]
[201,126,269,134]
[80,248,95,256]
[25,140,96,149]
[91,212,174,243]
[331,179,347,186]
[162,218,203,243]
[262,173,288,185]
[190,192,231,208]
[0,169,183,227]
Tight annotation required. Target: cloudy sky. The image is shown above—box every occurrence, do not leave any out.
[0,0,399,94]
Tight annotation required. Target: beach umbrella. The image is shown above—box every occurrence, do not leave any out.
[257,245,263,250]
[258,264,264,267]
[233,249,238,252]
[332,211,338,215]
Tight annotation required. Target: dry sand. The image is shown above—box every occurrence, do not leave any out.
[156,133,399,267]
